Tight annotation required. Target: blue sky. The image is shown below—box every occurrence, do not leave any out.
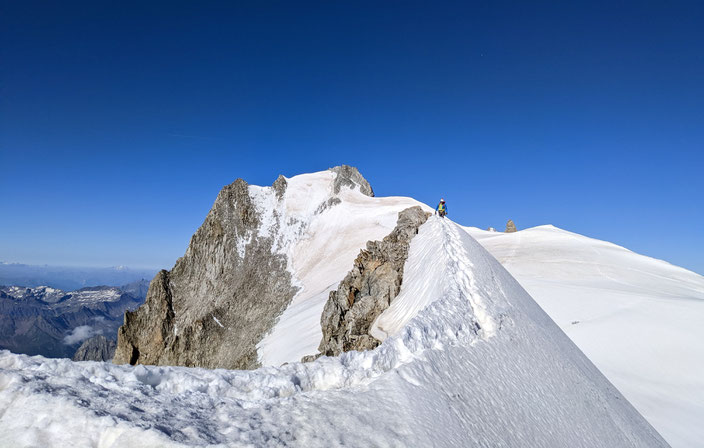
[1,2,702,274]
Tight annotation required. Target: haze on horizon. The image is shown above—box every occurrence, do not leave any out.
[1,2,702,274]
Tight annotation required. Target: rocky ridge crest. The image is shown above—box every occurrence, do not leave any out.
[306,206,429,360]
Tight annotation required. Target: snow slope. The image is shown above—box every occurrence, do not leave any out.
[255,170,431,366]
[464,224,704,448]
[0,218,666,447]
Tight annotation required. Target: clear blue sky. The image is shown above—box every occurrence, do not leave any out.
[1,1,702,274]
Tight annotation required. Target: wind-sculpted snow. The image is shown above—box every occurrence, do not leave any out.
[0,218,667,447]
[372,217,502,342]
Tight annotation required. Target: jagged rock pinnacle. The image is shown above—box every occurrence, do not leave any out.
[330,165,374,197]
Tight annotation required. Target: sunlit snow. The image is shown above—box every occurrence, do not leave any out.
[465,224,704,447]
[0,216,666,447]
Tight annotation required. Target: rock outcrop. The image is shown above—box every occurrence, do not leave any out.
[309,206,429,359]
[505,219,517,233]
[114,177,299,369]
[331,165,374,197]
[114,165,376,370]
[72,335,116,362]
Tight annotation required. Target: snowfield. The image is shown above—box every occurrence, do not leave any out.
[465,224,704,448]
[0,216,667,447]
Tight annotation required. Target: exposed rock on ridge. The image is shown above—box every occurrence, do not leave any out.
[114,165,376,369]
[309,206,429,359]
[73,335,116,362]
[506,219,517,233]
[331,165,374,197]
[114,177,299,369]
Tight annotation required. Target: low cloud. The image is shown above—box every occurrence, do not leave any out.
[63,325,102,345]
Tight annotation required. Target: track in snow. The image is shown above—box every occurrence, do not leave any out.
[440,217,496,338]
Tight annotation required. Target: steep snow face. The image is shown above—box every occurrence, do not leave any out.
[0,218,666,447]
[257,171,431,365]
[464,224,704,448]
[371,216,500,342]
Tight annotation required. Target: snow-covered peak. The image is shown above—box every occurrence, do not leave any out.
[0,285,67,303]
[249,167,373,226]
[1,285,130,308]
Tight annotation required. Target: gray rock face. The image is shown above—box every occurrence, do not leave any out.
[331,165,374,197]
[72,335,116,362]
[312,206,429,358]
[505,220,517,233]
[114,177,299,369]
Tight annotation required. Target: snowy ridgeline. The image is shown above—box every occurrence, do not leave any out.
[0,218,666,447]
[465,224,704,448]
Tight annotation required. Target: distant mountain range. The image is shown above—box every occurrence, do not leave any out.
[0,262,157,291]
[0,280,149,358]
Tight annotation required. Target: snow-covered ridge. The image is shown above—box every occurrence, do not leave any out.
[256,170,430,365]
[465,223,703,447]
[2,285,67,303]
[0,217,667,447]
[371,217,501,342]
